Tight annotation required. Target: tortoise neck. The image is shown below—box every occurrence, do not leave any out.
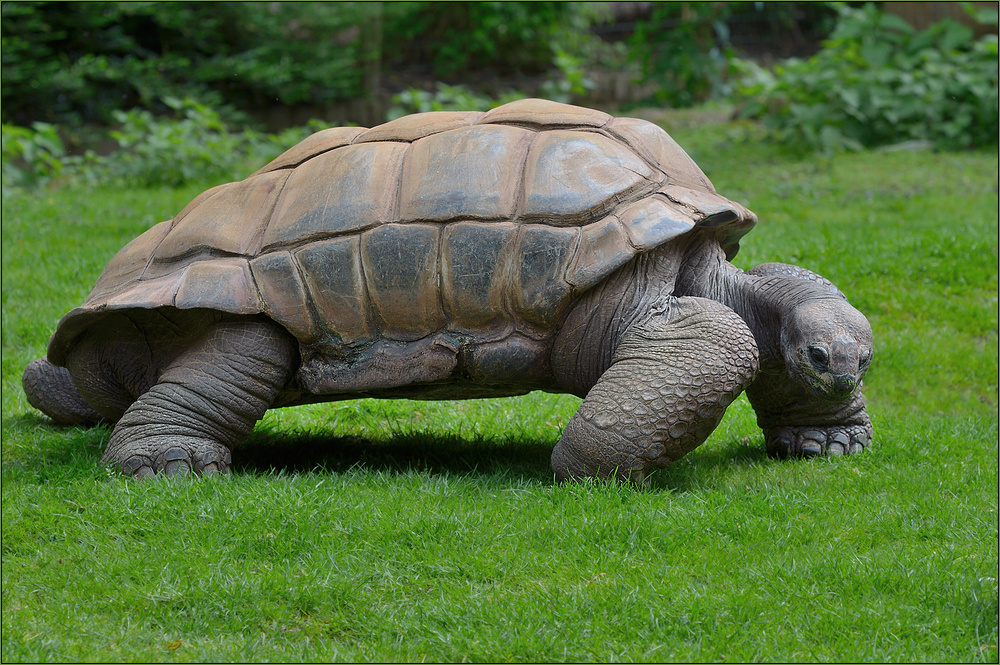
[723,270,845,368]
[672,240,784,364]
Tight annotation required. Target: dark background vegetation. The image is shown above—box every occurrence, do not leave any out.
[2,2,994,124]
[2,1,838,127]
[1,1,997,189]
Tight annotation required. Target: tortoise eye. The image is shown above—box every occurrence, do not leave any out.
[808,346,829,368]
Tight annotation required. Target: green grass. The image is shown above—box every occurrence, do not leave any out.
[2,117,997,662]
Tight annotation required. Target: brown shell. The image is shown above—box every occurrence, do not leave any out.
[48,99,756,392]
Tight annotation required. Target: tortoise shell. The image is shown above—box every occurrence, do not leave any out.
[48,99,756,396]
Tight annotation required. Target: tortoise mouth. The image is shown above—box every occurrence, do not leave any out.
[789,362,859,403]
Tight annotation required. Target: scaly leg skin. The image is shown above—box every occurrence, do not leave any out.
[551,297,760,485]
[99,319,296,477]
[22,358,105,426]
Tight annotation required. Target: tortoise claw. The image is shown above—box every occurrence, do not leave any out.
[111,442,231,478]
[765,424,873,459]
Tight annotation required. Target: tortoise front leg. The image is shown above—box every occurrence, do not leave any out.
[551,297,759,485]
[100,319,296,477]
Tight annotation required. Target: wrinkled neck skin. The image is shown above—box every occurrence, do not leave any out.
[676,243,805,366]
[674,239,826,364]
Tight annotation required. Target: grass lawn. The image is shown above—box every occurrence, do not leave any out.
[2,115,997,662]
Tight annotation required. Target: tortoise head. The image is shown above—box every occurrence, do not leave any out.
[780,297,873,402]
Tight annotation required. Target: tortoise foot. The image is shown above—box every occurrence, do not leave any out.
[765,423,873,459]
[111,439,232,479]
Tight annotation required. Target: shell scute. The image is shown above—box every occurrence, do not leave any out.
[174,257,259,314]
[441,221,517,332]
[87,220,173,302]
[357,111,484,143]
[172,182,233,224]
[262,142,406,251]
[565,216,636,291]
[617,196,697,252]
[103,269,189,312]
[249,251,319,342]
[482,98,611,129]
[398,125,533,223]
[515,224,579,328]
[461,333,549,384]
[360,223,445,340]
[253,126,366,176]
[521,130,657,225]
[154,170,289,262]
[294,236,371,345]
[606,117,713,192]
[662,184,751,224]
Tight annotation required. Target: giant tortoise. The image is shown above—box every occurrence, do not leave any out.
[22,98,874,483]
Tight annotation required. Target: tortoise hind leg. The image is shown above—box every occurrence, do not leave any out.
[100,318,296,477]
[22,358,104,426]
[551,297,759,485]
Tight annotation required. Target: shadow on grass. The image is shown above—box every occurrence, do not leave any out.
[236,429,557,482]
[5,413,778,491]
[239,430,784,492]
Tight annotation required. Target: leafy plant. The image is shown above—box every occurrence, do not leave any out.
[96,97,247,187]
[382,2,588,77]
[538,46,596,103]
[737,2,1000,152]
[1,2,376,127]
[3,100,331,192]
[627,2,739,108]
[1,122,66,195]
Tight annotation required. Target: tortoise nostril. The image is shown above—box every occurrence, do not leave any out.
[833,374,856,393]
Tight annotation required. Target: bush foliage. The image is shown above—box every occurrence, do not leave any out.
[737,3,1000,152]
[2,0,997,184]
[0,122,65,193]
[1,99,320,192]
[1,1,602,128]
[626,2,738,108]
[382,1,594,78]
[1,2,380,126]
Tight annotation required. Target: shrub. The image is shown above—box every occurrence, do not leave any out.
[85,99,332,188]
[626,2,739,108]
[1,122,66,195]
[95,98,246,187]
[737,3,1000,152]
[2,100,328,193]
[381,2,592,77]
[1,2,375,127]
[2,2,603,129]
